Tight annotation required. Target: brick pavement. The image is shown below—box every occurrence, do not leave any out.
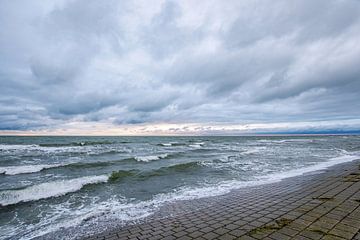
[82,160,360,240]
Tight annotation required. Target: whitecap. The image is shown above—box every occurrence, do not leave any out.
[0,164,66,175]
[257,152,360,182]
[189,142,204,148]
[160,143,172,147]
[240,146,266,155]
[0,144,39,151]
[134,154,168,162]
[256,139,314,144]
[0,175,108,206]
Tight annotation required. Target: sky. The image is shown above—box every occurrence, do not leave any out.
[0,0,360,135]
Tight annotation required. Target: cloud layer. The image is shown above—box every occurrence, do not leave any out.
[1,0,360,134]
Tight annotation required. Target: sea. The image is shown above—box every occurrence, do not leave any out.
[0,135,360,239]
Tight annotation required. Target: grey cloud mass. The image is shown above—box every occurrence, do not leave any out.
[0,0,360,133]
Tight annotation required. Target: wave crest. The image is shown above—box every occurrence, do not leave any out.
[102,162,202,183]
[39,141,113,147]
[0,164,65,175]
[109,170,137,182]
[0,175,108,206]
[134,154,168,162]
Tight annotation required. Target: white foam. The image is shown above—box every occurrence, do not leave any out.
[160,143,172,146]
[189,142,204,148]
[16,196,155,240]
[135,154,168,162]
[0,164,66,175]
[0,144,83,155]
[258,153,360,182]
[0,144,39,150]
[257,139,314,144]
[241,146,266,155]
[149,152,360,208]
[160,142,183,146]
[0,175,108,206]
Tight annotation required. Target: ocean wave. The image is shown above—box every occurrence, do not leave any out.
[0,175,108,206]
[0,164,66,175]
[157,142,187,147]
[109,170,138,181]
[140,162,201,179]
[256,139,314,144]
[189,142,205,148]
[109,162,201,182]
[134,154,168,162]
[39,141,113,147]
[256,152,360,181]
[240,146,266,155]
[0,143,125,155]
[0,144,83,155]
[0,144,40,151]
[0,160,127,175]
[0,155,173,175]
[160,143,172,147]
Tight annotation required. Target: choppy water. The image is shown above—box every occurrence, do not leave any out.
[0,135,360,239]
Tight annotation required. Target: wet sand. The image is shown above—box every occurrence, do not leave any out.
[82,160,360,240]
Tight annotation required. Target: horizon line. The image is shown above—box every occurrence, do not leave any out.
[1,133,359,137]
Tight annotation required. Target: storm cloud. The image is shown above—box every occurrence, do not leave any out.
[0,0,360,134]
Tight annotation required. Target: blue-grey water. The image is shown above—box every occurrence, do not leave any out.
[0,135,360,239]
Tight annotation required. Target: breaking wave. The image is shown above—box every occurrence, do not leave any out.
[0,153,176,176]
[0,161,204,206]
[189,142,205,148]
[0,144,40,151]
[0,164,66,175]
[109,162,201,182]
[0,175,108,206]
[157,142,187,147]
[39,141,114,147]
[240,146,266,155]
[134,154,168,162]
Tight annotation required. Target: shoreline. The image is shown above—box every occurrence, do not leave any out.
[81,159,360,240]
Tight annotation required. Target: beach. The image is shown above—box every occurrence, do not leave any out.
[82,160,360,240]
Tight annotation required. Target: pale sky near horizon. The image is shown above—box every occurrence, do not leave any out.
[1,0,360,135]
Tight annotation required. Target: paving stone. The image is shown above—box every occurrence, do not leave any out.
[299,230,324,240]
[188,231,204,238]
[328,228,356,239]
[292,236,311,240]
[277,227,299,237]
[160,236,176,240]
[218,233,237,240]
[173,231,187,238]
[237,236,257,240]
[228,229,247,237]
[268,231,292,240]
[202,232,219,240]
[214,227,230,235]
[333,223,359,234]
[177,236,192,240]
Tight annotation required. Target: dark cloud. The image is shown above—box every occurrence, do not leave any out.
[0,0,360,133]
